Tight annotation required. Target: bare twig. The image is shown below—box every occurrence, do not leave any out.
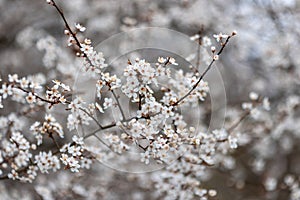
[93,134,113,151]
[227,110,251,132]
[171,35,233,107]
[111,90,126,120]
[78,107,103,129]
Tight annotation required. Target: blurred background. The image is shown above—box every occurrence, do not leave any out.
[0,0,300,199]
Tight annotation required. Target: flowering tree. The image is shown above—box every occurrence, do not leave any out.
[0,0,299,199]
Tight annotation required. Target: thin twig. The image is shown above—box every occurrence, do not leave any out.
[16,86,58,105]
[83,116,138,139]
[194,28,203,74]
[51,0,94,68]
[51,0,127,124]
[49,135,60,150]
[78,107,103,129]
[227,110,251,132]
[93,134,112,150]
[171,35,233,107]
[51,1,82,52]
[111,90,126,120]
[138,94,142,110]
[83,122,117,139]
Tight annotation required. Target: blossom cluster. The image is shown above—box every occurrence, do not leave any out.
[0,74,45,105]
[60,136,93,172]
[30,114,64,146]
[4,0,295,200]
[0,114,37,182]
[0,13,240,198]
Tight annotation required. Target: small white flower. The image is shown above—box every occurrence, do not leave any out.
[249,92,259,101]
[81,158,92,169]
[213,32,229,42]
[169,57,178,65]
[96,80,105,97]
[35,151,60,173]
[67,157,80,172]
[140,151,150,164]
[158,57,167,64]
[72,135,84,146]
[60,154,69,165]
[208,189,217,197]
[264,177,277,191]
[29,81,42,90]
[67,35,75,46]
[36,134,43,146]
[211,46,216,52]
[67,114,78,131]
[202,36,212,47]
[26,92,36,104]
[68,145,82,157]
[75,23,86,32]
[8,169,18,180]
[31,144,37,150]
[284,175,295,186]
[162,106,174,118]
[84,38,92,45]
[190,34,200,41]
[60,144,69,153]
[8,74,19,82]
[263,97,270,111]
[61,83,71,91]
[45,114,55,122]
[64,29,70,35]
[0,84,13,99]
[242,102,253,110]
[52,80,61,86]
[80,44,93,54]
[19,77,29,88]
[228,135,238,149]
[103,97,113,109]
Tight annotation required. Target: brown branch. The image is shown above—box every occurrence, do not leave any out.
[50,0,129,125]
[16,86,59,105]
[50,0,95,68]
[51,1,82,52]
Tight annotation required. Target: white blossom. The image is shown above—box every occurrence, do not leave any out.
[75,23,86,32]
